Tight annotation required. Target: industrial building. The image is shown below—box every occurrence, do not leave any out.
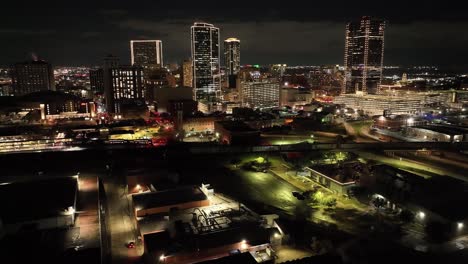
[132,186,210,218]
[365,165,468,237]
[405,125,468,142]
[0,176,78,234]
[136,184,281,264]
[214,121,261,145]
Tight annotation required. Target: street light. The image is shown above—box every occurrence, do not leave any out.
[240,239,248,250]
[418,211,425,220]
[458,222,464,230]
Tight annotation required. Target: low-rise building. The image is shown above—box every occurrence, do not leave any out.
[0,176,78,234]
[281,88,314,108]
[132,186,210,218]
[306,163,360,195]
[182,116,222,133]
[405,125,468,142]
[138,185,281,264]
[214,121,261,145]
[373,115,426,131]
[366,165,468,237]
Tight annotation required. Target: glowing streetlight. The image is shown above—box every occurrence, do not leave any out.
[160,255,165,261]
[240,239,248,250]
[458,222,464,230]
[418,211,425,220]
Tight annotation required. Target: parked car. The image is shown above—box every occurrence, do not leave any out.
[126,241,135,249]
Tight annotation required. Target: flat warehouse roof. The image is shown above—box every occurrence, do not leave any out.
[133,186,207,211]
[0,177,77,224]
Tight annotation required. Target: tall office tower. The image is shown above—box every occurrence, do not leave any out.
[105,66,145,114]
[191,22,221,102]
[103,55,120,111]
[89,68,104,94]
[343,16,385,95]
[224,38,240,76]
[10,60,55,96]
[240,79,280,109]
[181,59,193,87]
[130,40,163,67]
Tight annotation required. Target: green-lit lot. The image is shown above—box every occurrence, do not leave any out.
[261,134,336,145]
[222,153,385,235]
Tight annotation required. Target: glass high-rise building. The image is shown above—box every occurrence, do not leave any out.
[343,16,385,95]
[191,22,221,102]
[224,38,240,76]
[130,40,163,67]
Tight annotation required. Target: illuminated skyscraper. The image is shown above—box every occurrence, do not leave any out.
[130,40,163,67]
[191,22,221,102]
[182,59,193,87]
[11,60,55,96]
[224,38,240,75]
[343,16,385,95]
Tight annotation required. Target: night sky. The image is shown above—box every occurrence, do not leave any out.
[1,1,467,68]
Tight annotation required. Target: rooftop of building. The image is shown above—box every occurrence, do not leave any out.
[411,125,468,135]
[132,185,208,211]
[0,229,100,263]
[0,176,77,224]
[215,121,258,132]
[308,162,362,184]
[13,60,51,66]
[140,191,279,263]
[374,165,468,221]
[144,225,274,261]
[196,252,258,264]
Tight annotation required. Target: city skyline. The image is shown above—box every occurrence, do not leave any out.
[1,3,468,68]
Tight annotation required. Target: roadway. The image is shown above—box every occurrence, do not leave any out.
[103,173,143,264]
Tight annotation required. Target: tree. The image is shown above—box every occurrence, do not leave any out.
[325,198,337,208]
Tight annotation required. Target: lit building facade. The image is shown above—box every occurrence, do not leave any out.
[191,22,221,102]
[10,60,55,96]
[105,66,145,114]
[241,80,280,109]
[182,59,193,87]
[343,16,385,95]
[334,92,451,116]
[130,40,163,67]
[224,38,240,76]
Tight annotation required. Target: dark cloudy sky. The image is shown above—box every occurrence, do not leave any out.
[1,1,467,69]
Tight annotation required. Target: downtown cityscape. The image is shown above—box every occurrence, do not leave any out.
[1,3,468,264]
